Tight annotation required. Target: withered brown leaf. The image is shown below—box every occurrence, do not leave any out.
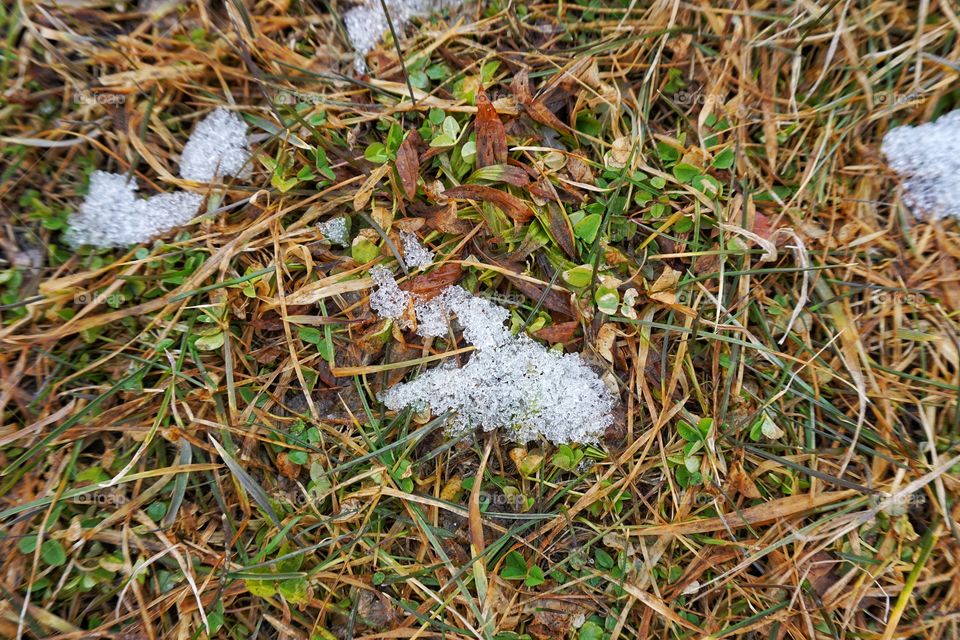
[475,88,508,167]
[395,130,421,200]
[443,184,534,222]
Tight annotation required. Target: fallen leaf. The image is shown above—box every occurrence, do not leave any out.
[510,67,533,104]
[475,88,508,167]
[399,263,463,299]
[395,131,420,200]
[533,321,579,344]
[353,163,391,210]
[726,461,761,499]
[606,136,634,168]
[648,266,681,304]
[443,184,534,222]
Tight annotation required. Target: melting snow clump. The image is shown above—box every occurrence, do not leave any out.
[881,109,960,220]
[370,268,616,444]
[400,231,435,270]
[179,108,252,182]
[344,0,461,73]
[65,172,204,248]
[369,265,412,324]
[318,217,350,246]
[67,108,251,248]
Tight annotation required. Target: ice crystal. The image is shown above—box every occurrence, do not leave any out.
[369,268,616,444]
[318,217,349,246]
[67,108,251,248]
[65,171,203,248]
[178,108,252,182]
[369,265,412,324]
[400,231,435,270]
[881,109,960,220]
[344,0,462,73]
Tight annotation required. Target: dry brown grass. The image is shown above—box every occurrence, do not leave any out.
[0,1,959,638]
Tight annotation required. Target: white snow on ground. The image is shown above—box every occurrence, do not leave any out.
[344,0,461,73]
[882,109,960,220]
[370,268,616,444]
[178,108,252,182]
[67,108,251,248]
[400,231,435,270]
[318,217,350,245]
[369,265,413,324]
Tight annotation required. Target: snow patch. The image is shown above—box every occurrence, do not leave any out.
[344,0,462,73]
[369,268,616,444]
[318,217,350,246]
[67,108,251,248]
[400,231,435,270]
[179,108,252,182]
[882,109,960,220]
[369,265,413,324]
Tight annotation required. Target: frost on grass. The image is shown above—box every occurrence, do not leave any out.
[318,217,349,246]
[400,231,435,270]
[882,109,960,220]
[67,108,251,248]
[370,268,616,444]
[179,108,252,182]
[344,0,461,73]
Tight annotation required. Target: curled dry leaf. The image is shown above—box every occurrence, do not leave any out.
[606,136,635,169]
[533,320,579,344]
[475,88,508,167]
[443,184,534,222]
[648,265,682,304]
[395,130,420,200]
[399,262,463,299]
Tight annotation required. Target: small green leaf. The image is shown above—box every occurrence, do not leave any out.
[195,331,225,351]
[364,142,388,163]
[525,565,545,587]
[673,163,700,183]
[676,420,702,442]
[573,213,602,243]
[562,265,593,288]
[288,450,308,465]
[442,115,460,139]
[18,534,38,554]
[41,540,67,567]
[712,147,735,169]
[502,551,528,580]
[245,578,277,598]
[430,133,455,148]
[579,621,604,640]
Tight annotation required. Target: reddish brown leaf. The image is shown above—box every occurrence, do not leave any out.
[421,202,472,235]
[510,68,533,104]
[400,263,463,299]
[443,184,534,222]
[534,321,580,344]
[475,88,507,167]
[395,131,420,200]
[504,275,572,316]
[524,99,568,132]
[485,164,530,187]
[544,201,576,258]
